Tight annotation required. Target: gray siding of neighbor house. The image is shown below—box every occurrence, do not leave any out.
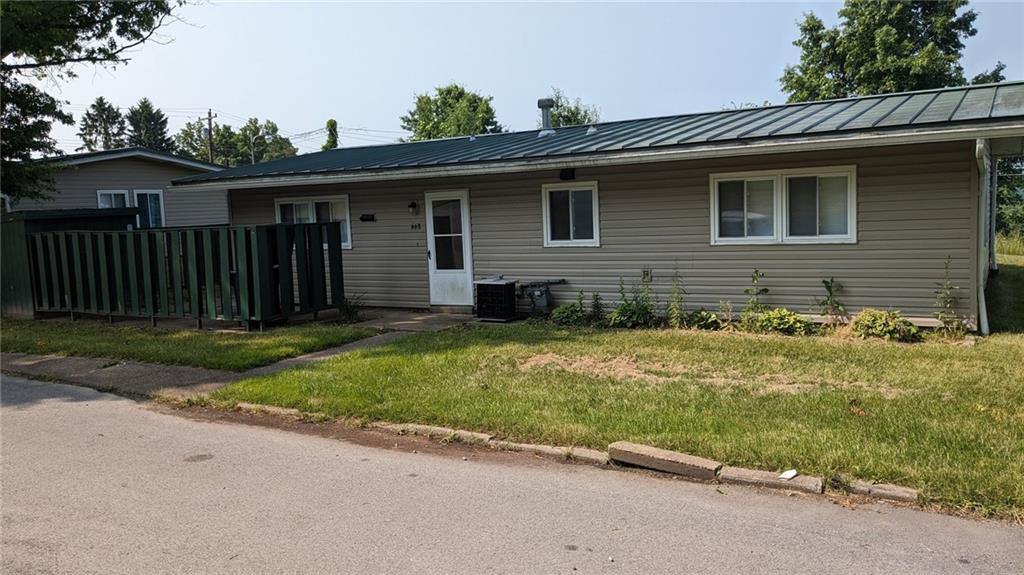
[227,140,978,321]
[13,158,228,227]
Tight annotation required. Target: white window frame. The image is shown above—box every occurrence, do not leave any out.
[274,195,352,249]
[709,165,857,245]
[541,181,601,247]
[132,189,166,229]
[96,189,129,210]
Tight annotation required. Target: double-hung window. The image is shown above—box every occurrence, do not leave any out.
[710,166,856,245]
[275,195,352,248]
[542,182,600,247]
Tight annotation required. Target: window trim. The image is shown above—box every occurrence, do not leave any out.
[96,189,130,210]
[274,194,352,249]
[541,181,601,247]
[709,166,857,245]
[132,189,166,229]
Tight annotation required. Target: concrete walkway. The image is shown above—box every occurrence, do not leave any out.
[1,309,473,398]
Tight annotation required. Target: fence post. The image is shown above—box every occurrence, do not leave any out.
[325,222,344,310]
[186,230,201,327]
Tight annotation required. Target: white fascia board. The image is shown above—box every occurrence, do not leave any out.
[171,122,1024,192]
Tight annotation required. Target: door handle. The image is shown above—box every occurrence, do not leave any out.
[427,249,431,260]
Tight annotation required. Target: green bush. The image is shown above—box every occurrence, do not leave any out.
[666,273,687,329]
[851,309,921,342]
[607,279,657,329]
[551,291,589,327]
[751,308,812,336]
[589,291,606,326]
[687,309,723,330]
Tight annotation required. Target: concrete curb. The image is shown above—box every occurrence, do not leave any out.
[608,441,722,480]
[848,480,919,502]
[719,465,823,495]
[370,422,493,445]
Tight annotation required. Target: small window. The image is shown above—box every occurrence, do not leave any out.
[275,195,351,248]
[542,182,600,247]
[97,190,129,210]
[710,166,856,245]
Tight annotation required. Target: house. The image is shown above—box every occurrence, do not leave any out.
[172,82,1024,333]
[9,147,227,228]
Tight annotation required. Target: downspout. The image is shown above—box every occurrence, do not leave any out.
[975,139,991,335]
[990,152,999,273]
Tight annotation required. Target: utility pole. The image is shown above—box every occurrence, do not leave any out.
[205,109,217,164]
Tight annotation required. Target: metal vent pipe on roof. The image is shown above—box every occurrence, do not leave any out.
[538,98,555,130]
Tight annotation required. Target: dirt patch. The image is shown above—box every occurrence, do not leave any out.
[516,353,907,398]
[518,353,690,384]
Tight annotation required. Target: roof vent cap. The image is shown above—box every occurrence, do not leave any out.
[538,97,555,131]
[586,125,598,135]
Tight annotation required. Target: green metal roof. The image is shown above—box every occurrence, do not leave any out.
[175,81,1024,186]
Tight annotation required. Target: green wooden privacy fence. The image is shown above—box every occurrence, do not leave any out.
[27,223,345,328]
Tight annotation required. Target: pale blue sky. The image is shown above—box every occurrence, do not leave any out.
[40,1,1024,154]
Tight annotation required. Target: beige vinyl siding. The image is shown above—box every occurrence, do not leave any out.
[230,184,430,308]
[226,141,978,321]
[12,158,228,227]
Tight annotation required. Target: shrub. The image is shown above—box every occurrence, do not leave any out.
[607,279,657,329]
[687,309,722,330]
[817,277,847,326]
[851,309,921,342]
[717,300,734,328]
[933,256,968,338]
[551,291,589,327]
[589,291,606,326]
[666,273,686,329]
[739,270,769,331]
[751,308,812,336]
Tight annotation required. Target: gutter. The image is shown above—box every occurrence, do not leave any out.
[171,122,1024,192]
[975,139,991,336]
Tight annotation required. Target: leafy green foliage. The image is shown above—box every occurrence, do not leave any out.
[0,1,179,200]
[780,0,1004,102]
[666,273,686,329]
[997,157,1024,237]
[0,75,71,202]
[551,291,589,327]
[126,98,173,151]
[76,96,126,151]
[750,308,813,336]
[851,309,922,342]
[933,257,968,337]
[687,309,723,331]
[173,117,296,167]
[544,87,600,128]
[400,84,504,141]
[323,118,339,151]
[817,277,847,325]
[739,269,769,330]
[607,279,657,329]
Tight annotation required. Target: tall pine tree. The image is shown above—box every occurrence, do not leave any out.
[76,96,126,151]
[126,98,174,151]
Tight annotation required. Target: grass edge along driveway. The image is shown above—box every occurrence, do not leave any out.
[213,323,1024,521]
[1,318,377,372]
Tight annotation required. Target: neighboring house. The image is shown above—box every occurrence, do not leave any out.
[10,147,226,228]
[173,82,1024,332]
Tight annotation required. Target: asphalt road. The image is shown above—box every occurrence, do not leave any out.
[2,375,1021,574]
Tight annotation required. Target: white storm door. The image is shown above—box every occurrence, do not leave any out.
[425,190,473,305]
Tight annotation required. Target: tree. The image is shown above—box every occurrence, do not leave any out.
[76,97,127,151]
[997,156,1024,237]
[236,118,297,164]
[0,1,180,201]
[400,84,504,141]
[173,119,243,167]
[780,0,1006,102]
[126,98,174,151]
[545,87,600,128]
[322,119,339,151]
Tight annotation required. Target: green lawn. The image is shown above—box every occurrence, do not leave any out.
[1,318,376,372]
[213,323,1024,519]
